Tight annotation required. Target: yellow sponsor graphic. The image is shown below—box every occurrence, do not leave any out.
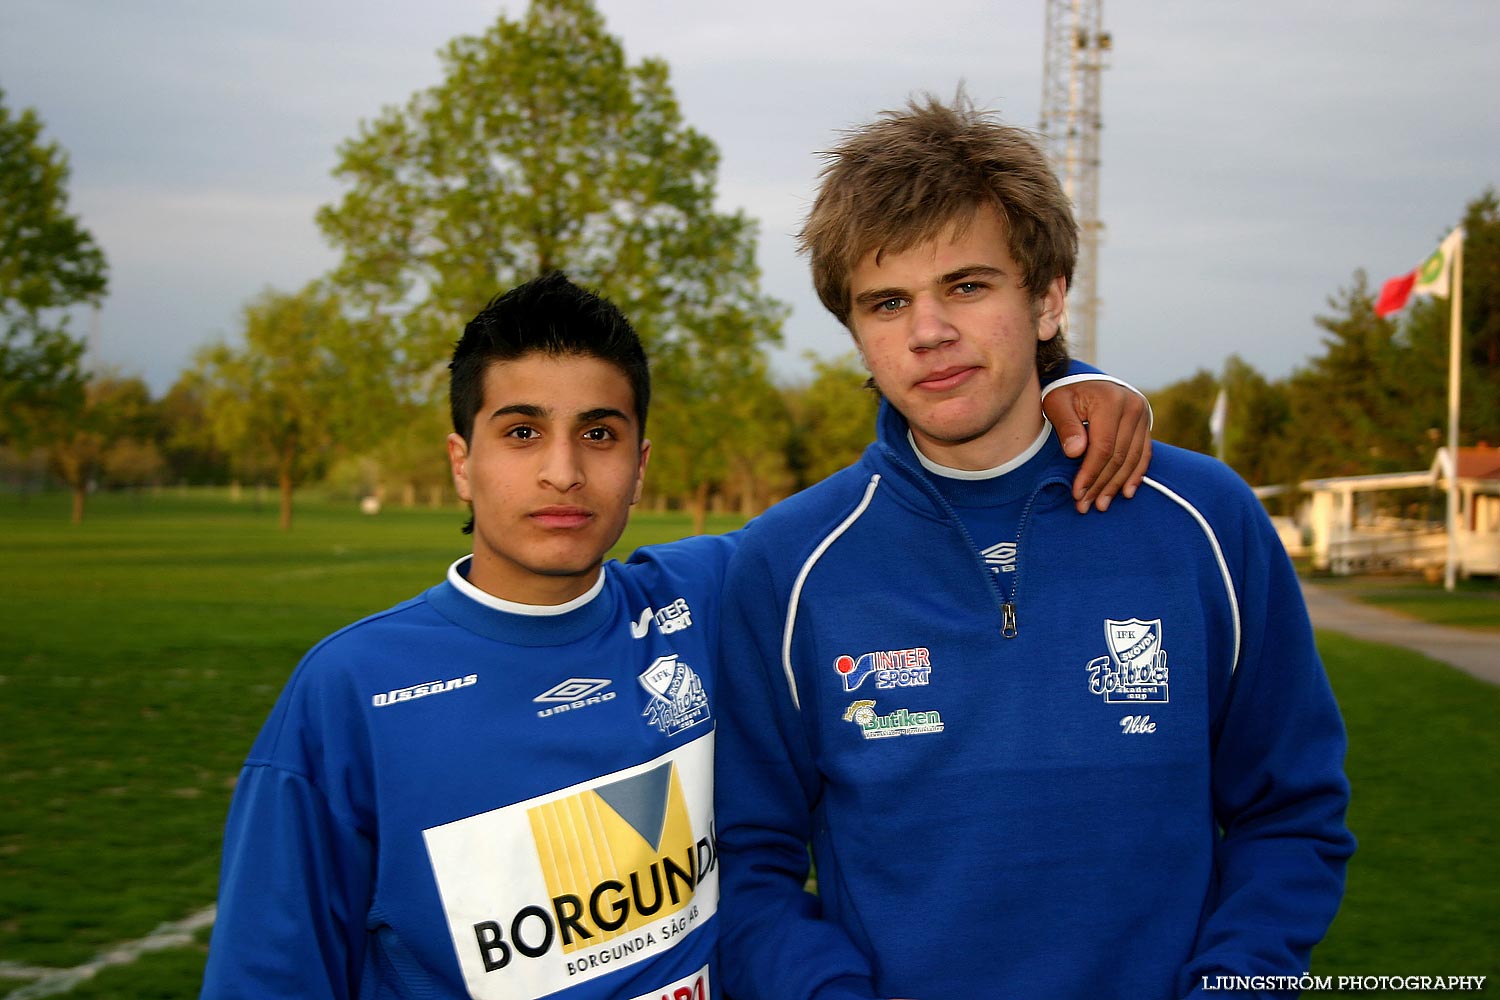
[526,762,697,952]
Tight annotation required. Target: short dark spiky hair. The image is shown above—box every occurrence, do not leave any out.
[448,271,651,444]
[800,93,1076,375]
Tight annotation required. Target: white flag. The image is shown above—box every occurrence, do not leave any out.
[1411,226,1464,298]
[1209,388,1228,446]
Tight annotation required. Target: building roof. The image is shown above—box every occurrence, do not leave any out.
[1456,445,1500,480]
[1430,445,1500,483]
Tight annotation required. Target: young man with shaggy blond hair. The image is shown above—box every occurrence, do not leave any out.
[713,96,1353,1000]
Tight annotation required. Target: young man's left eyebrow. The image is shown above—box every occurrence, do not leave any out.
[577,407,631,424]
[937,264,1005,285]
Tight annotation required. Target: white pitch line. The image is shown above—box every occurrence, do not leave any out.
[1,906,216,1000]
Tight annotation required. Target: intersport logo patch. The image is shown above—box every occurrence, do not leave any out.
[832,646,932,693]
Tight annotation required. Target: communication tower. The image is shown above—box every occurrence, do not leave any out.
[1039,0,1110,364]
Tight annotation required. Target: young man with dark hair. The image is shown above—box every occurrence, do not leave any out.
[713,97,1354,1000]
[202,273,731,999]
[200,268,1150,998]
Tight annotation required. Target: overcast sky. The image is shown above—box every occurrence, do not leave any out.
[3,0,1496,395]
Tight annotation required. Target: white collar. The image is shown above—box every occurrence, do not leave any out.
[910,419,1052,480]
[445,556,607,616]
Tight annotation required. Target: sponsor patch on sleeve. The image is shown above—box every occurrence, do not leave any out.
[626,964,709,1000]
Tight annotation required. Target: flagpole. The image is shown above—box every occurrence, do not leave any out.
[1443,231,1465,593]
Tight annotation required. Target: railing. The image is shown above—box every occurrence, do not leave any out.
[1326,529,1448,575]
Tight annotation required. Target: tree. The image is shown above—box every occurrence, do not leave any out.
[316,0,782,510]
[101,436,165,491]
[1146,369,1217,458]
[647,334,790,530]
[1,87,108,448]
[157,371,232,485]
[1458,190,1500,375]
[367,401,454,508]
[1149,357,1290,488]
[1279,271,1431,480]
[45,374,156,523]
[720,376,795,516]
[1216,355,1291,488]
[1280,193,1500,487]
[784,352,879,490]
[195,283,397,530]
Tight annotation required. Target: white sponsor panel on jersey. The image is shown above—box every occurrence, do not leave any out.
[424,734,717,998]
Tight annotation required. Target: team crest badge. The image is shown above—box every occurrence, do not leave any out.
[1086,618,1169,704]
[639,654,711,735]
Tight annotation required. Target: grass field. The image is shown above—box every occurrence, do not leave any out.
[1,490,1496,997]
[1309,635,1500,992]
[1313,574,1500,632]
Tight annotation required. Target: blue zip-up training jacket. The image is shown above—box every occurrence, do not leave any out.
[714,401,1354,1000]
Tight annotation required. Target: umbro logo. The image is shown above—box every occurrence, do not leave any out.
[982,541,1017,573]
[534,678,616,719]
[534,678,611,702]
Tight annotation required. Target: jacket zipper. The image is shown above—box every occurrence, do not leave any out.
[999,485,1050,638]
[879,444,1066,640]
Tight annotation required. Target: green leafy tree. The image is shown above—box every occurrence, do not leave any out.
[1144,192,1498,502]
[46,374,156,523]
[648,335,790,529]
[1280,271,1429,479]
[156,371,232,484]
[1,88,108,447]
[1217,355,1291,488]
[373,401,454,508]
[101,436,165,491]
[195,283,397,530]
[722,376,795,515]
[316,0,782,512]
[784,352,880,490]
[1283,194,1500,486]
[1148,369,1217,457]
[1150,357,1290,488]
[1457,190,1500,374]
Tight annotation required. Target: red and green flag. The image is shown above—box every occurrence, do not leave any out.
[1375,226,1464,317]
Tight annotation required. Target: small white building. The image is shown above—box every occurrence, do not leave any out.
[1432,445,1500,576]
[1265,446,1500,578]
